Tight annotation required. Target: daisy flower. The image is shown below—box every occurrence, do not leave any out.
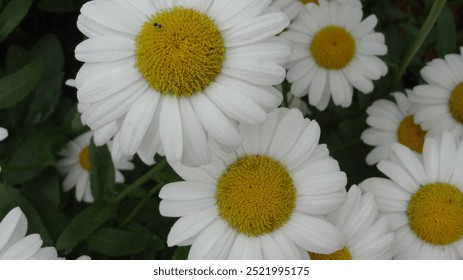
[410,48,463,140]
[308,185,394,260]
[272,0,361,21]
[74,0,291,167]
[361,91,427,165]
[159,108,347,259]
[360,132,463,259]
[282,0,388,110]
[0,127,7,141]
[0,207,58,259]
[57,131,134,203]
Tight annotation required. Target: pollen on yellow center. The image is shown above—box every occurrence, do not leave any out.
[135,7,225,97]
[299,0,319,4]
[449,83,463,124]
[79,146,91,171]
[407,182,463,246]
[309,247,352,260]
[216,155,296,236]
[310,26,356,70]
[397,115,426,153]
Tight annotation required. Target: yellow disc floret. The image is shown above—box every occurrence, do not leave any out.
[449,83,463,124]
[407,182,463,245]
[310,26,356,70]
[135,7,225,97]
[300,0,319,4]
[309,246,352,260]
[79,146,91,171]
[216,155,296,236]
[397,115,426,153]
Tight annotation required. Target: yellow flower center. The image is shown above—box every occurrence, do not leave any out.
[309,246,352,260]
[79,146,91,171]
[310,26,356,70]
[397,115,426,153]
[135,7,225,97]
[299,0,319,4]
[216,155,296,236]
[407,182,463,246]
[448,82,463,124]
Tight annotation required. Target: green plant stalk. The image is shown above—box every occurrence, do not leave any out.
[112,157,168,204]
[394,0,447,83]
[121,182,165,227]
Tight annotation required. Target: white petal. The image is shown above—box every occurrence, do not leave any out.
[190,94,242,148]
[282,213,344,254]
[188,218,235,260]
[120,93,160,156]
[166,206,218,247]
[159,96,183,164]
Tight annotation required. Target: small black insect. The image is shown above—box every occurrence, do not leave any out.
[153,23,162,28]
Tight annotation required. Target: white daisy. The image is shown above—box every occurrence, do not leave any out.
[0,127,7,142]
[0,207,58,259]
[282,0,387,110]
[74,0,291,167]
[308,185,394,260]
[361,91,427,165]
[410,47,463,140]
[272,0,361,21]
[159,108,347,259]
[360,132,463,259]
[57,131,134,203]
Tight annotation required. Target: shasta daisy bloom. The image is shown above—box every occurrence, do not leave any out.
[271,0,361,21]
[74,0,291,167]
[57,131,134,203]
[308,185,394,260]
[282,0,387,110]
[360,132,463,259]
[410,48,463,140]
[159,108,347,259]
[0,207,58,259]
[361,91,427,165]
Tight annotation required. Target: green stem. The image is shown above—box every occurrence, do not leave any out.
[111,157,167,204]
[394,0,447,83]
[121,182,165,227]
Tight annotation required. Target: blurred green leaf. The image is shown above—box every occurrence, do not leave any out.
[437,4,457,56]
[56,202,114,250]
[2,127,67,185]
[4,45,29,74]
[172,246,190,260]
[89,141,115,202]
[38,0,88,13]
[0,58,42,110]
[0,0,32,42]
[86,227,147,256]
[0,183,53,246]
[25,34,65,124]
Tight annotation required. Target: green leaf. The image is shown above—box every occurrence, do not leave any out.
[86,227,147,256]
[38,0,87,13]
[25,34,65,124]
[436,4,457,56]
[0,58,43,110]
[172,246,190,260]
[4,45,29,74]
[0,184,53,246]
[0,0,32,42]
[56,202,114,250]
[89,141,115,202]
[2,127,67,185]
